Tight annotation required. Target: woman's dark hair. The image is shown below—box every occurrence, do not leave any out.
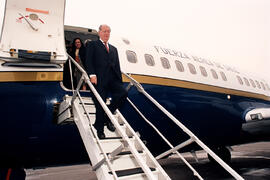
[71,37,84,51]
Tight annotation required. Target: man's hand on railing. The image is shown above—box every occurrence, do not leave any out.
[122,72,144,92]
[90,75,97,85]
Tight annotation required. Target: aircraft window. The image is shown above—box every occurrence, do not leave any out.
[199,66,207,77]
[255,80,261,89]
[260,82,266,90]
[249,79,256,88]
[175,60,184,72]
[188,63,197,74]
[211,69,218,79]
[236,76,243,85]
[144,54,155,66]
[243,77,250,86]
[126,50,137,63]
[160,57,171,69]
[220,71,227,81]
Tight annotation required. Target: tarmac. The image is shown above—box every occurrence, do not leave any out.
[26,141,270,180]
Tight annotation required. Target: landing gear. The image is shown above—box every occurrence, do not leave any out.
[208,146,231,164]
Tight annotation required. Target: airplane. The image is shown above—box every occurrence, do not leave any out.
[0,0,270,179]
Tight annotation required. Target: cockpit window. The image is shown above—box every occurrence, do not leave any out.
[126,50,137,63]
[160,57,171,69]
[144,54,155,66]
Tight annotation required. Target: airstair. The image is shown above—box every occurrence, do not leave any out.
[58,55,244,180]
[58,55,170,180]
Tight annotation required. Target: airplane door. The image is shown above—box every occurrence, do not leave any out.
[0,0,67,63]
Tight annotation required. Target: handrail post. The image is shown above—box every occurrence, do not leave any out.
[67,57,75,92]
[71,75,84,105]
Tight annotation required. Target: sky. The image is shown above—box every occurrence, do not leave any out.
[0,0,269,79]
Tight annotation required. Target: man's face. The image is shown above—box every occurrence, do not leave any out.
[99,25,111,43]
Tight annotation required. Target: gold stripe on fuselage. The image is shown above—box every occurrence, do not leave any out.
[122,74,270,101]
[0,72,63,82]
[1,72,269,101]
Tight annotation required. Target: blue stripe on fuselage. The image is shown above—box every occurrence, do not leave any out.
[0,81,270,166]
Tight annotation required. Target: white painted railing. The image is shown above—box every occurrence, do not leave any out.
[122,72,244,180]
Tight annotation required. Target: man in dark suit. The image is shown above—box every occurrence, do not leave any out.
[85,24,127,139]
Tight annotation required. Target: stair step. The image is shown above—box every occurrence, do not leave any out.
[109,152,147,171]
[69,96,171,180]
[79,97,94,104]
[57,98,71,124]
[78,104,96,114]
[114,167,156,177]
[86,123,129,139]
[97,137,136,154]
[112,168,158,180]
[114,151,143,156]
[82,113,126,130]
[78,97,111,108]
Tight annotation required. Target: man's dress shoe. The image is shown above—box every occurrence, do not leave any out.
[107,122,116,132]
[97,131,105,139]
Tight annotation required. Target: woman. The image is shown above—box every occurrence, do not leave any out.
[71,38,86,64]
[69,38,86,90]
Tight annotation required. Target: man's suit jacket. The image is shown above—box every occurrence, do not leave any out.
[85,40,122,86]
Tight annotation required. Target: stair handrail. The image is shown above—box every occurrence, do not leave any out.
[125,98,203,180]
[66,55,158,179]
[115,109,172,180]
[67,55,119,179]
[122,72,244,180]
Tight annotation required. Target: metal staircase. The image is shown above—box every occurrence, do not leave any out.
[57,55,170,180]
[58,55,244,180]
[62,95,170,180]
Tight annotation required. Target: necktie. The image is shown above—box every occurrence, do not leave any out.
[104,42,109,53]
[75,56,80,63]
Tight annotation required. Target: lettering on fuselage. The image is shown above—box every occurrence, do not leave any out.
[154,46,239,74]
[154,46,190,59]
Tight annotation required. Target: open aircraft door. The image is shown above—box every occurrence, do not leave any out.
[0,0,67,63]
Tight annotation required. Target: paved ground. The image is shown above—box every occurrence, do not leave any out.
[159,142,270,179]
[26,142,270,180]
